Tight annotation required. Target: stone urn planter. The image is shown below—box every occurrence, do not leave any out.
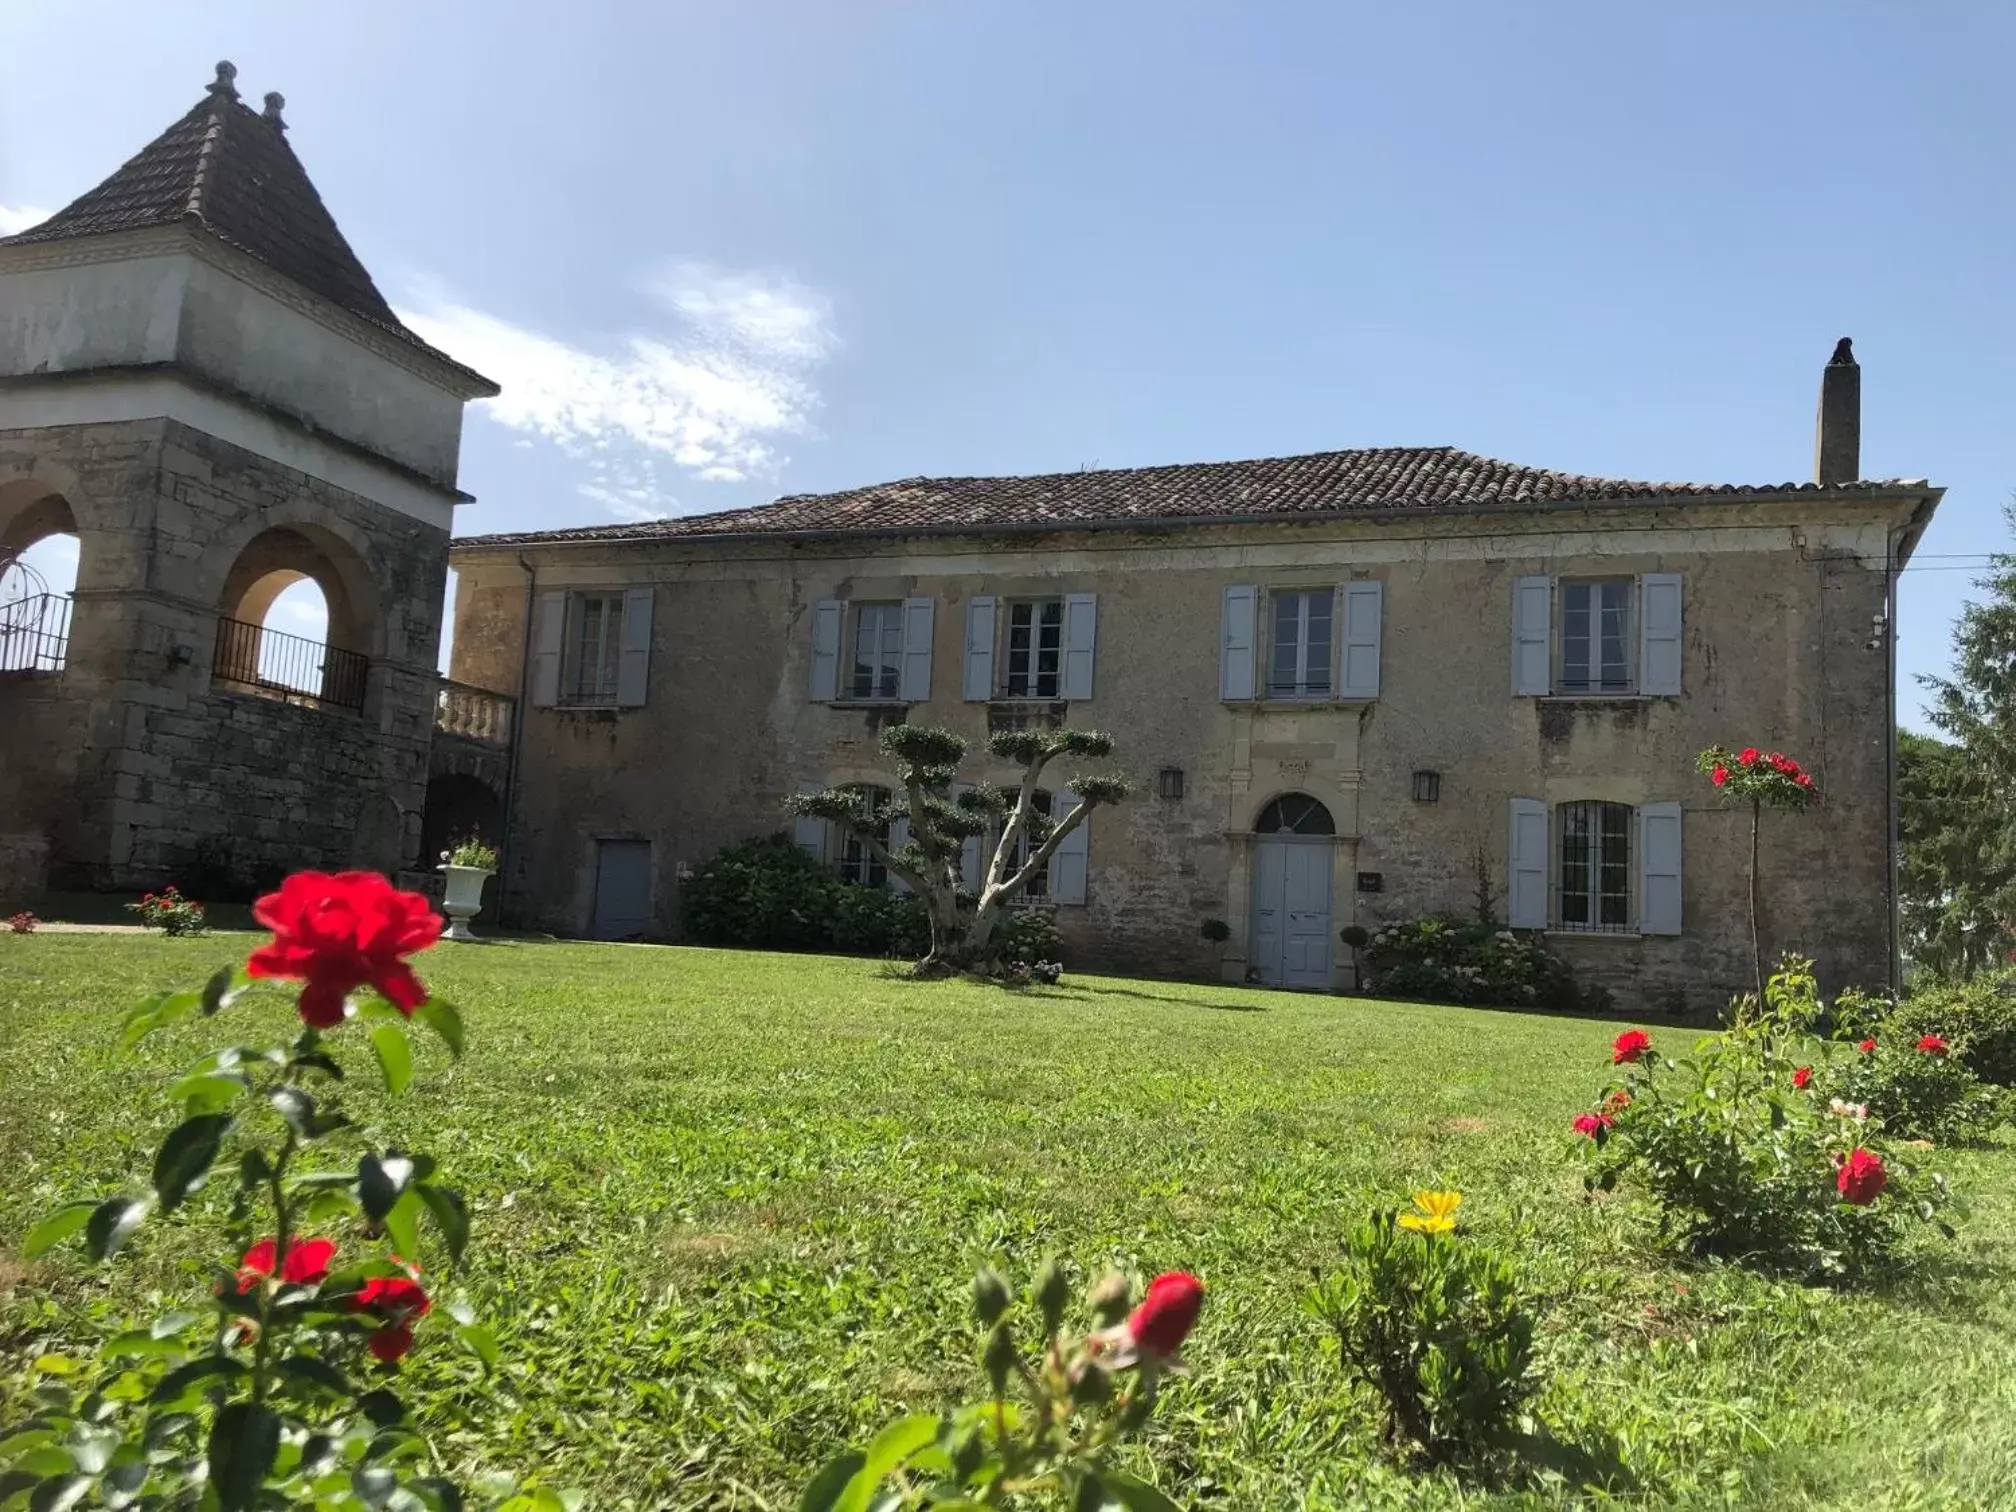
[439,863,493,941]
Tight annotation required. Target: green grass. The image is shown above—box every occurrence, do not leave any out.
[3,934,2013,1510]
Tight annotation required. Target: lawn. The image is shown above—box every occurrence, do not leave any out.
[3,934,2013,1510]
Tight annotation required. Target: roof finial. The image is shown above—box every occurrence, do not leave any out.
[208,60,240,102]
[263,91,287,130]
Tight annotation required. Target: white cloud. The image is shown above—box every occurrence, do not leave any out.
[0,204,51,235]
[396,261,836,520]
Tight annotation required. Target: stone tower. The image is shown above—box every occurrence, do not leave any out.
[0,62,497,899]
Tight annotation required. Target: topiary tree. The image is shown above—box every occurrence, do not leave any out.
[786,724,1129,976]
[1698,745,1821,1000]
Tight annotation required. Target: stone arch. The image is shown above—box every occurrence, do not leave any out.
[217,524,376,655]
[421,772,504,867]
[0,480,81,560]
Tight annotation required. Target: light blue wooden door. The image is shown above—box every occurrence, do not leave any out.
[1253,839,1333,990]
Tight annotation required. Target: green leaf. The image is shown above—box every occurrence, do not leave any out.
[415,1184,470,1265]
[200,965,244,1018]
[102,1331,186,1362]
[64,1424,121,1475]
[799,1453,867,1512]
[168,1071,251,1116]
[835,1415,940,1512]
[358,1154,418,1222]
[152,1114,233,1212]
[413,999,464,1060]
[455,1323,498,1370]
[369,1024,414,1096]
[208,1402,280,1512]
[148,1355,246,1407]
[410,1478,466,1512]
[121,990,200,1049]
[84,1197,151,1261]
[276,1356,351,1398]
[1099,1471,1184,1512]
[151,1308,205,1340]
[27,1474,93,1512]
[21,1202,97,1260]
[383,1190,424,1266]
[357,1390,405,1427]
[269,1086,315,1136]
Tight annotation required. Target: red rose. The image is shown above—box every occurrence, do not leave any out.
[1916,1034,1950,1057]
[1711,765,1729,787]
[366,1325,414,1363]
[1792,1066,1814,1090]
[1573,1112,1612,1138]
[247,872,443,1029]
[355,1273,432,1324]
[1128,1271,1204,1359]
[236,1236,337,1290]
[1612,1029,1652,1065]
[1796,773,1814,789]
[1836,1148,1887,1206]
[1857,1037,1877,1055]
[1739,747,1760,766]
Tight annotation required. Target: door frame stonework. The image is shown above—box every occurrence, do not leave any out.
[1222,790,1358,993]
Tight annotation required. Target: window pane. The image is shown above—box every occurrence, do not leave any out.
[1270,594,1300,693]
[1599,803,1631,924]
[1035,601,1061,697]
[1560,582,1591,689]
[1305,593,1332,695]
[1599,581,1631,689]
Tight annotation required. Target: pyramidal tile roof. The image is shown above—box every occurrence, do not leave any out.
[458,445,1924,549]
[2,62,485,384]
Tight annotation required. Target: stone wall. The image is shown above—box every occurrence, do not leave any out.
[452,495,1920,1016]
[0,416,446,896]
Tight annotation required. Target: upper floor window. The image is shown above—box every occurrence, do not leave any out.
[1003,599,1063,699]
[1512,573,1682,698]
[1268,589,1334,699]
[1556,799,1632,932]
[564,592,626,706]
[1558,579,1634,694]
[849,603,905,701]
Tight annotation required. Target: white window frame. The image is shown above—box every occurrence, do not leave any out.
[1001,598,1064,700]
[833,783,894,889]
[1555,577,1638,696]
[1004,789,1054,900]
[1265,587,1335,700]
[560,591,626,707]
[1554,799,1635,934]
[847,603,906,702]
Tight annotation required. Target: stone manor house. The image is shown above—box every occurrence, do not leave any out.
[2,66,1941,1017]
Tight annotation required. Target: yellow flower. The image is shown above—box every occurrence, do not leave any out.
[1396,1190,1462,1235]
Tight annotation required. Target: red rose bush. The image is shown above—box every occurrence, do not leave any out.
[1575,961,1960,1278]
[801,1262,1204,1508]
[5,871,549,1511]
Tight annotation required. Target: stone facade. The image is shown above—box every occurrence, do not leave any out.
[0,418,450,894]
[449,485,1933,1018]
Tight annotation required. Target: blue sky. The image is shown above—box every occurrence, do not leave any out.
[4,1,2011,726]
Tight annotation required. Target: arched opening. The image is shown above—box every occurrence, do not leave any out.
[1250,792,1336,990]
[0,485,81,676]
[214,526,375,710]
[421,773,503,868]
[1254,792,1336,836]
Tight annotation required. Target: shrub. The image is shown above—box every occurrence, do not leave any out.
[996,905,1064,969]
[1304,1192,1537,1466]
[829,881,932,958]
[1362,915,1572,1009]
[681,834,842,952]
[1886,972,2016,1088]
[1577,1020,1959,1278]
[1831,1032,2002,1144]
[1200,917,1231,944]
[3,872,551,1510]
[126,884,208,936]
[802,1263,1202,1509]
[7,910,36,933]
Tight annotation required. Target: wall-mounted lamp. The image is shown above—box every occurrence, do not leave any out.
[1411,770,1441,803]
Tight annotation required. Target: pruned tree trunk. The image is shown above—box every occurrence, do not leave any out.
[916,899,1003,977]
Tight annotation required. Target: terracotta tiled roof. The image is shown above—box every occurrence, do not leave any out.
[1,63,488,387]
[458,445,1916,549]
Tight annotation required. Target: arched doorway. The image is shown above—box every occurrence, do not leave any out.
[0,485,81,676]
[421,773,503,867]
[1251,793,1335,990]
[214,526,375,708]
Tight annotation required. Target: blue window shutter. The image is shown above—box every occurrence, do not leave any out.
[1512,576,1551,696]
[1220,584,1257,701]
[899,597,934,702]
[616,586,654,707]
[809,599,842,701]
[1639,801,1683,934]
[1339,580,1383,699]
[1508,797,1549,929]
[1638,573,1683,696]
[963,597,996,701]
[1061,593,1097,700]
[1051,790,1089,904]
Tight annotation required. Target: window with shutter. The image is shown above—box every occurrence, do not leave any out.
[848,603,904,700]
[1556,800,1634,931]
[1266,589,1333,699]
[559,592,625,706]
[1002,599,1064,698]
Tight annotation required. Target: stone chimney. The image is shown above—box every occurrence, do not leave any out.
[1815,337,1860,485]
